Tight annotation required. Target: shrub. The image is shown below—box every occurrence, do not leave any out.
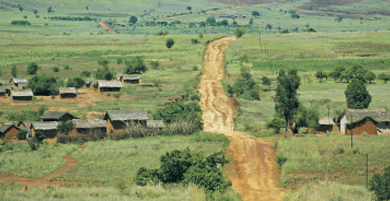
[191,39,200,44]
[16,130,28,140]
[58,122,74,136]
[95,66,114,80]
[52,66,60,72]
[67,77,85,88]
[124,56,147,74]
[27,131,45,151]
[369,166,390,201]
[280,29,289,34]
[166,38,175,48]
[234,27,245,38]
[27,62,39,74]
[192,65,199,71]
[150,61,159,69]
[28,74,61,95]
[276,155,287,169]
[80,70,91,77]
[11,20,31,25]
[267,118,285,134]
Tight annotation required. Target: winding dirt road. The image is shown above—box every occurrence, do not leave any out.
[0,145,85,188]
[198,37,284,201]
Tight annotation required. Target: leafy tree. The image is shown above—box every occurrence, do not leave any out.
[33,9,38,14]
[329,66,345,82]
[124,56,147,74]
[186,6,192,13]
[234,27,245,38]
[95,66,114,80]
[11,65,18,77]
[267,118,285,134]
[252,11,260,17]
[58,122,74,135]
[335,16,343,23]
[166,38,175,48]
[218,19,228,26]
[295,106,319,133]
[80,70,91,77]
[364,71,376,84]
[52,66,60,72]
[369,166,390,201]
[315,70,327,82]
[153,102,203,130]
[67,77,85,88]
[27,62,39,75]
[28,131,45,151]
[266,23,273,30]
[129,16,138,24]
[28,74,61,95]
[378,73,390,83]
[18,4,23,12]
[17,129,28,140]
[248,18,254,26]
[261,76,271,87]
[206,17,216,25]
[275,69,301,135]
[47,6,53,13]
[345,79,371,109]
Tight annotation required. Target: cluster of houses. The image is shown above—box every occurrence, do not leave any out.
[0,110,164,140]
[318,108,390,135]
[1,75,140,101]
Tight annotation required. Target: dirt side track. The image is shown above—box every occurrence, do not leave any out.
[198,37,284,201]
[0,145,85,188]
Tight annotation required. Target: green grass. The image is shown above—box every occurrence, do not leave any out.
[277,135,390,189]
[0,142,78,178]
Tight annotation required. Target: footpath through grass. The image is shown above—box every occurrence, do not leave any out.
[276,134,390,189]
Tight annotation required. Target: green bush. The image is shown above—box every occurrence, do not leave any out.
[16,130,28,140]
[27,62,39,75]
[166,38,175,49]
[276,155,287,169]
[267,118,286,134]
[369,166,390,201]
[11,20,31,25]
[67,77,85,89]
[124,56,147,74]
[28,74,61,95]
[234,27,245,38]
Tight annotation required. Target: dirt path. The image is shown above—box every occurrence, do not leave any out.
[99,22,115,34]
[198,37,284,201]
[0,145,85,188]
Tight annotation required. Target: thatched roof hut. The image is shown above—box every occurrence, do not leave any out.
[40,111,79,122]
[10,89,33,101]
[0,124,20,139]
[59,87,77,98]
[97,80,122,92]
[122,75,140,84]
[31,121,59,138]
[9,78,28,87]
[104,109,149,132]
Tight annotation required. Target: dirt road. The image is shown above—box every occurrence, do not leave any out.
[198,37,284,201]
[99,22,115,34]
[0,145,85,188]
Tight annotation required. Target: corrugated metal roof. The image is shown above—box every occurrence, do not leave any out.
[122,75,140,81]
[11,89,33,97]
[10,78,28,84]
[98,80,122,88]
[147,120,164,128]
[59,87,77,94]
[31,121,59,130]
[73,119,107,129]
[104,110,149,121]
[40,111,78,120]
[318,117,334,125]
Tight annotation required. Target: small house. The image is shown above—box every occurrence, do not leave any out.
[338,108,390,135]
[3,84,12,95]
[31,121,59,138]
[85,81,91,88]
[40,111,79,122]
[122,75,140,84]
[104,110,149,133]
[0,124,20,139]
[90,80,99,90]
[59,87,77,98]
[0,86,7,96]
[147,120,165,130]
[9,78,28,87]
[72,119,107,135]
[317,117,335,133]
[97,80,122,92]
[10,89,33,101]
[18,120,32,130]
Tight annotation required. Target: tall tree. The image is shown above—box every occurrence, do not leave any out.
[27,62,39,75]
[129,16,138,24]
[186,6,192,13]
[275,69,301,135]
[345,79,371,109]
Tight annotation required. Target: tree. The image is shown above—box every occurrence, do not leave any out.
[80,70,91,77]
[27,62,39,74]
[248,18,254,26]
[58,122,74,136]
[28,74,61,95]
[261,76,271,87]
[369,166,390,201]
[27,131,45,151]
[345,79,371,109]
[234,27,245,38]
[166,38,175,48]
[315,70,327,82]
[186,6,192,13]
[252,11,260,17]
[129,16,138,24]
[329,66,345,82]
[364,71,376,84]
[11,65,18,77]
[17,129,28,140]
[95,66,114,80]
[47,6,53,13]
[275,69,301,135]
[378,73,390,83]
[124,56,147,74]
[295,106,319,133]
[67,77,85,88]
[267,118,285,134]
[266,23,273,30]
[205,17,216,26]
[18,4,23,12]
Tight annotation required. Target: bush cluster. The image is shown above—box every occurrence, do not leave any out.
[50,16,97,21]
[11,20,31,25]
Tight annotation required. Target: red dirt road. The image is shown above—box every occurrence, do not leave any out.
[198,37,284,201]
[99,22,115,34]
[0,145,85,188]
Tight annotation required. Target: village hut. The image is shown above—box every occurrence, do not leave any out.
[18,120,32,130]
[97,80,122,92]
[0,124,20,139]
[85,81,91,88]
[59,87,77,98]
[147,120,165,130]
[72,119,107,135]
[317,117,335,133]
[104,110,149,133]
[9,78,28,87]
[31,121,59,138]
[122,75,140,84]
[0,86,7,96]
[90,80,99,90]
[40,111,79,122]
[338,108,390,135]
[10,89,33,101]
[115,75,122,81]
